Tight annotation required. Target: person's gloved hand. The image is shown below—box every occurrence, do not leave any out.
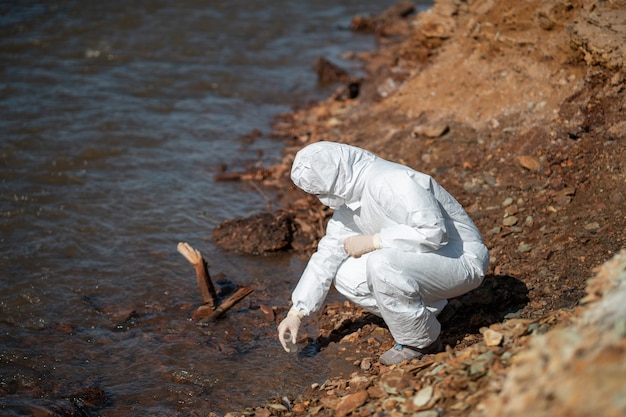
[278,308,304,353]
[344,234,382,258]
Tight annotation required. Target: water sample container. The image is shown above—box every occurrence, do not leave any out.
[282,331,298,353]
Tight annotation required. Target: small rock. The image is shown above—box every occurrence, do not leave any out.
[253,408,271,417]
[193,305,213,319]
[335,390,369,417]
[412,385,433,407]
[483,328,504,346]
[104,306,138,323]
[534,101,547,112]
[504,311,522,319]
[517,243,533,253]
[380,369,414,394]
[340,331,361,343]
[528,323,548,335]
[266,403,288,412]
[281,396,292,411]
[415,411,440,417]
[503,216,519,226]
[377,77,398,98]
[515,155,542,172]
[367,384,386,399]
[259,304,275,322]
[349,375,372,392]
[367,336,382,348]
[412,122,449,138]
[360,357,373,371]
[463,178,483,194]
[483,172,499,186]
[504,205,519,217]
[314,56,348,84]
[470,351,495,377]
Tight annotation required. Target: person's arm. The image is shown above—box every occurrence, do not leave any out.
[278,211,353,352]
[291,213,354,315]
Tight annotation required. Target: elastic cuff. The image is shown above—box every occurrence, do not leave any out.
[288,308,305,319]
[372,233,382,249]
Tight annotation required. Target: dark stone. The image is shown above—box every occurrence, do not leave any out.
[212,210,293,255]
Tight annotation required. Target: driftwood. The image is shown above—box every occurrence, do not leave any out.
[200,286,254,324]
[177,242,218,309]
[214,168,266,182]
[177,242,253,321]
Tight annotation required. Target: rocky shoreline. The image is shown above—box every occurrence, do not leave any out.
[215,0,626,416]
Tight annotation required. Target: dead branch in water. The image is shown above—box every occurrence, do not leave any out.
[177,242,218,309]
[177,242,253,322]
[214,168,266,182]
[199,286,254,324]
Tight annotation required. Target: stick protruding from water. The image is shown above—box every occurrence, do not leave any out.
[177,241,219,310]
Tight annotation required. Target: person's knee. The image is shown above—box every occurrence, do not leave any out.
[365,249,395,270]
[364,250,391,290]
[366,250,420,297]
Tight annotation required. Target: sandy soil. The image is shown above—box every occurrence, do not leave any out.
[212,0,625,416]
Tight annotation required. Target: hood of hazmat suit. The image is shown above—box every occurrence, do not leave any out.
[289,141,488,317]
[291,141,377,209]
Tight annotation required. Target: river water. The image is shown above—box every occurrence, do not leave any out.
[0,1,430,415]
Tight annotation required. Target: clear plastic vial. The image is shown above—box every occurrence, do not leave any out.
[282,331,298,353]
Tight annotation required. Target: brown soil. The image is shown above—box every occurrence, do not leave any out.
[214,0,626,416]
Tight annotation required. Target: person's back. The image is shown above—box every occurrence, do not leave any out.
[357,158,484,250]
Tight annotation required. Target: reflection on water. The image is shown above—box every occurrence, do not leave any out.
[0,0,430,414]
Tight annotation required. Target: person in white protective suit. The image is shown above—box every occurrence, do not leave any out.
[277,141,489,365]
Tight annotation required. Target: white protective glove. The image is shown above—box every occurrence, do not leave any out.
[277,308,304,353]
[344,233,382,258]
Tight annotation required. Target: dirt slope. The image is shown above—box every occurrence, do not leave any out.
[217,0,626,415]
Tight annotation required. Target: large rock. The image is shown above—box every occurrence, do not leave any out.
[212,210,293,254]
[569,4,626,70]
[484,250,626,417]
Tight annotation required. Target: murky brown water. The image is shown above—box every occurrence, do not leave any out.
[0,1,430,414]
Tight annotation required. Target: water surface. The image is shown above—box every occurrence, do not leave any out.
[0,1,431,414]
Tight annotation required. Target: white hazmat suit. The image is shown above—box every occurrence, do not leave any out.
[278,141,489,361]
